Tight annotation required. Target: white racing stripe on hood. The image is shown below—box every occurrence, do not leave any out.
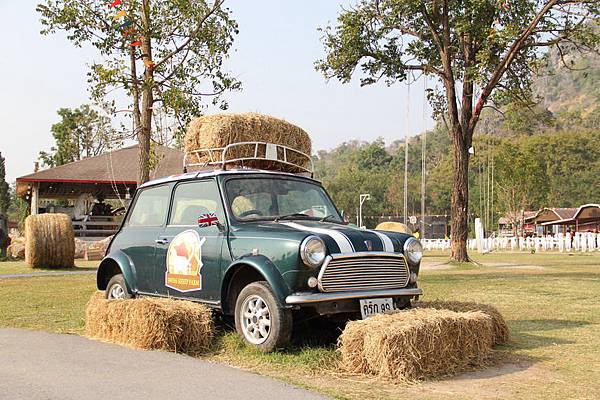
[281,222,355,253]
[367,230,395,252]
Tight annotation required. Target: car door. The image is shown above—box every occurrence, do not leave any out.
[154,179,228,302]
[116,184,171,294]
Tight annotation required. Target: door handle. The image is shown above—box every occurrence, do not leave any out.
[155,238,169,245]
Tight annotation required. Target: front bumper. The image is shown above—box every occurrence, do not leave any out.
[285,287,422,305]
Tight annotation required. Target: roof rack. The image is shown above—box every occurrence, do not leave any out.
[183,141,314,176]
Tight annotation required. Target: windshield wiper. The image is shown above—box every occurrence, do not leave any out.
[274,213,313,222]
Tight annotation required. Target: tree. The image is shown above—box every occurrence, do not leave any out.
[493,140,548,229]
[37,0,240,183]
[39,105,122,167]
[316,0,599,260]
[0,153,9,215]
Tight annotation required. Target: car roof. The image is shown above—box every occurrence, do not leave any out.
[138,168,319,189]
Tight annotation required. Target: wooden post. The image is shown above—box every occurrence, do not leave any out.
[30,183,39,215]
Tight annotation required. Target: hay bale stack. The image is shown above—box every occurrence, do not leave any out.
[415,300,510,345]
[375,221,413,235]
[7,236,25,259]
[338,308,495,381]
[25,213,74,268]
[184,113,312,172]
[85,292,213,355]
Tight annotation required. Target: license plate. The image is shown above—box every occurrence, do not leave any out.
[359,298,395,319]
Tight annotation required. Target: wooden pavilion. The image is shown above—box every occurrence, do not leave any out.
[16,145,183,239]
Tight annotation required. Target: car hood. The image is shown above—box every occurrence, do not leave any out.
[232,220,413,254]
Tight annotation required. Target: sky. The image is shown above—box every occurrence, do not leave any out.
[0,0,433,182]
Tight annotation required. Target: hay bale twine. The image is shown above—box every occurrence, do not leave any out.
[415,300,510,345]
[25,213,74,268]
[375,221,413,235]
[338,308,495,381]
[184,113,312,172]
[85,292,214,356]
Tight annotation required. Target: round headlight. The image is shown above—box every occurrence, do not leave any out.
[403,237,423,265]
[300,235,326,268]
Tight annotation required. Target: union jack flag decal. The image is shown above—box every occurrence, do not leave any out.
[198,212,219,228]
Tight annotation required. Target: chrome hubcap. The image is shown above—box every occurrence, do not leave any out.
[241,295,271,345]
[108,283,126,299]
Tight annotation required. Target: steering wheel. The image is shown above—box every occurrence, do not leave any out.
[238,209,264,218]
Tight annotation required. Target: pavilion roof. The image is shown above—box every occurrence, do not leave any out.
[16,145,183,198]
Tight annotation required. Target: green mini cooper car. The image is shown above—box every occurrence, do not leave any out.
[97,169,423,351]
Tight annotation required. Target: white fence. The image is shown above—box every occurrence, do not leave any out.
[422,232,600,252]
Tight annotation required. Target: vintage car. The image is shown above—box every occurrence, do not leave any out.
[97,143,423,351]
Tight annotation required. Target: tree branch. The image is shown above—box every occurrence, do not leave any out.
[469,0,561,133]
[152,0,224,70]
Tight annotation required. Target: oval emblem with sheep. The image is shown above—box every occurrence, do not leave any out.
[165,230,206,292]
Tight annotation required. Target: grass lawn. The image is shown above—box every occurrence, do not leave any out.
[0,260,99,275]
[0,252,598,399]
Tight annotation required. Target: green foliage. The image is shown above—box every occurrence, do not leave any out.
[7,185,28,232]
[37,0,241,181]
[0,153,9,215]
[317,0,599,114]
[39,105,122,167]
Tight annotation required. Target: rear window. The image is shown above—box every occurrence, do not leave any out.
[127,185,171,227]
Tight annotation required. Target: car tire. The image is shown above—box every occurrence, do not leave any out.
[234,281,292,352]
[105,274,132,300]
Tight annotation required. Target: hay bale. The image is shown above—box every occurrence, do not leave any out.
[85,292,213,355]
[375,221,413,235]
[7,243,25,259]
[84,236,113,261]
[184,113,312,172]
[338,308,495,381]
[415,300,510,345]
[25,213,74,268]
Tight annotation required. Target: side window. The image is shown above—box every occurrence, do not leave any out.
[170,180,225,226]
[128,185,171,227]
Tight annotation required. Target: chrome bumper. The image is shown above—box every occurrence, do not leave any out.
[285,288,422,305]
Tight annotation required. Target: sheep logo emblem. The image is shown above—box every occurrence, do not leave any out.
[165,230,206,292]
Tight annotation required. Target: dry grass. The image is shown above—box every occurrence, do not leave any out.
[85,292,214,356]
[25,213,74,269]
[338,308,495,382]
[184,113,312,172]
[414,300,510,345]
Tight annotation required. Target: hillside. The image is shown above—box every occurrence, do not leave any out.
[315,48,600,228]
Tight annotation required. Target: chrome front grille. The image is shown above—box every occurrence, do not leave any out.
[317,252,410,293]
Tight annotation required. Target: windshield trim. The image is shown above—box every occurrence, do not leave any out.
[221,175,343,225]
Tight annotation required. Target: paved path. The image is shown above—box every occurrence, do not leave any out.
[0,328,327,400]
[0,270,96,279]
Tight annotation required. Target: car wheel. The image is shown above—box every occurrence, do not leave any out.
[105,274,132,300]
[234,281,292,352]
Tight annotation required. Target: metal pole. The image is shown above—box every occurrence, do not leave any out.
[404,81,410,225]
[421,77,427,238]
[359,194,370,228]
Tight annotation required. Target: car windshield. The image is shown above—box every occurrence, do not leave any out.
[226,177,343,222]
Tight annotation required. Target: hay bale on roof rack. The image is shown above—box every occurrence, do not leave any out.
[184,113,312,173]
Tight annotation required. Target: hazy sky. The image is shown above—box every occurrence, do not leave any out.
[0,0,432,182]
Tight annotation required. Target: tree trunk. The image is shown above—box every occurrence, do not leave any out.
[138,0,153,184]
[450,125,471,261]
